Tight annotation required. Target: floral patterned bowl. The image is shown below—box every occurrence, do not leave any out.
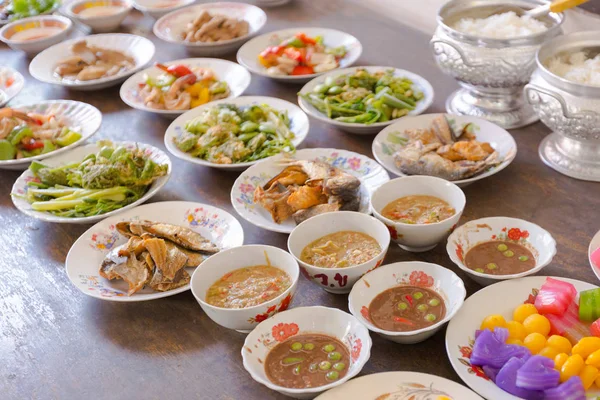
[447,217,557,286]
[348,261,466,344]
[191,245,299,333]
[370,176,466,252]
[242,306,371,399]
[287,211,390,294]
[589,229,600,282]
[65,201,244,301]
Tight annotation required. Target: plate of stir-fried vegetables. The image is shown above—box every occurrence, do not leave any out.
[298,66,434,134]
[11,141,171,223]
[164,96,309,170]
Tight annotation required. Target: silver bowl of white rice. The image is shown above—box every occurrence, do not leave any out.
[525,30,600,182]
[430,0,563,129]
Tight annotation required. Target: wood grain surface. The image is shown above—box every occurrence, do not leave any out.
[1,1,599,399]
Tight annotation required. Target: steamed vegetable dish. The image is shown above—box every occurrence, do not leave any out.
[465,240,535,275]
[300,69,424,124]
[300,231,381,269]
[21,142,168,217]
[174,104,296,164]
[182,11,249,43]
[381,195,455,224]
[368,286,446,332]
[470,278,600,399]
[0,108,82,160]
[0,0,59,22]
[258,32,347,76]
[265,334,350,389]
[138,63,229,111]
[101,220,219,295]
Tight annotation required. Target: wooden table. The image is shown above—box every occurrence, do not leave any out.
[1,1,599,399]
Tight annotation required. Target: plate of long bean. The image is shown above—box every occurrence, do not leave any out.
[298,66,434,134]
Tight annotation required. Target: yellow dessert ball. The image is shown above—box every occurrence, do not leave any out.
[513,303,539,323]
[538,346,560,360]
[506,321,527,341]
[480,314,507,332]
[547,335,573,354]
[524,332,547,355]
[506,338,524,346]
[560,354,584,383]
[555,353,569,370]
[523,314,551,336]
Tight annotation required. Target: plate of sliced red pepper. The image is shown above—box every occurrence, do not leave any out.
[236,27,362,83]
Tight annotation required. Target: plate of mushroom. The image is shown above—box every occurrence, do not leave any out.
[29,33,155,91]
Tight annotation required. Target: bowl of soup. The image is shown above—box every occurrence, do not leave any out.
[0,15,72,55]
[370,176,466,252]
[242,306,371,399]
[348,261,466,344]
[132,0,195,19]
[66,0,132,32]
[447,216,556,286]
[287,211,390,294]
[190,244,299,332]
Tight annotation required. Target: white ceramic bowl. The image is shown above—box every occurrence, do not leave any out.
[447,217,557,286]
[590,229,600,282]
[0,66,24,107]
[288,211,390,294]
[65,201,244,301]
[120,58,251,119]
[11,141,171,223]
[65,0,132,32]
[0,15,71,55]
[242,306,372,399]
[298,66,434,134]
[370,176,466,252]
[0,100,102,170]
[29,33,155,91]
[165,96,308,170]
[153,2,267,56]
[237,27,362,84]
[191,244,299,332]
[348,261,466,344]
[372,113,518,187]
[132,0,195,19]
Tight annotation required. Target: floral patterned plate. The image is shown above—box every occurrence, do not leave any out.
[446,276,599,400]
[0,66,24,108]
[242,306,371,399]
[589,229,600,282]
[371,114,517,187]
[65,201,244,301]
[315,371,482,400]
[447,217,556,286]
[231,148,390,233]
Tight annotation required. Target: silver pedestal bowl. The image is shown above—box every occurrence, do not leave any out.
[430,0,563,129]
[525,31,600,182]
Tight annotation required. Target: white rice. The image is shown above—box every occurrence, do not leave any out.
[451,11,548,39]
[547,52,600,87]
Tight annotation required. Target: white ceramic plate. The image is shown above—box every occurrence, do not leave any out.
[590,229,600,281]
[11,141,172,224]
[164,96,309,171]
[120,58,251,119]
[236,27,362,84]
[0,66,24,107]
[446,276,600,399]
[65,201,244,301]
[231,148,390,233]
[0,100,102,170]
[153,2,267,56]
[298,66,434,134]
[372,114,518,187]
[29,33,155,91]
[316,371,483,400]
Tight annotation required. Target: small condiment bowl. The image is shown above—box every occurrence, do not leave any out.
[287,211,391,294]
[370,176,466,252]
[0,15,72,56]
[242,306,371,399]
[132,0,195,19]
[65,0,132,32]
[190,244,299,333]
[446,216,557,286]
[348,261,466,344]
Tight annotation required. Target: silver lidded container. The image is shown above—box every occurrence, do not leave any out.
[431,0,563,129]
[525,31,600,182]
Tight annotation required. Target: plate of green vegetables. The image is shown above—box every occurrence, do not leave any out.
[298,66,434,134]
[164,96,309,171]
[11,141,172,223]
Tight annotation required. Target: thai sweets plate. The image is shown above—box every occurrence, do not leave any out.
[0,66,24,107]
[65,201,244,301]
[231,148,390,233]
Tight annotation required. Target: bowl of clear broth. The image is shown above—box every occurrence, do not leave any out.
[447,216,556,286]
[242,306,371,399]
[0,15,72,56]
[348,261,466,344]
[190,244,299,332]
[287,211,390,294]
[370,176,465,252]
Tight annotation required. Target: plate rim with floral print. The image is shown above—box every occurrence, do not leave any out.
[0,66,24,107]
[65,201,244,302]
[589,229,600,282]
